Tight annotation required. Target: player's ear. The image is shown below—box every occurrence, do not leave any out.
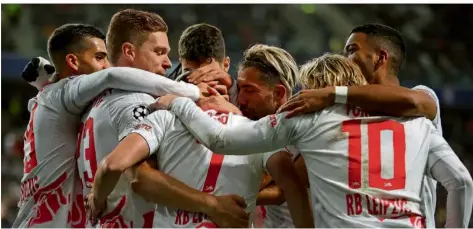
[223,56,230,73]
[375,49,388,70]
[65,54,80,72]
[122,42,136,62]
[273,84,287,102]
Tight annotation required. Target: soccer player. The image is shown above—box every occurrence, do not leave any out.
[278,24,443,227]
[86,42,314,228]
[14,23,204,228]
[156,53,473,228]
[196,42,311,227]
[79,12,249,228]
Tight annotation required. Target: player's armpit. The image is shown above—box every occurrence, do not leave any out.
[267,151,314,228]
[256,183,285,206]
[345,85,437,120]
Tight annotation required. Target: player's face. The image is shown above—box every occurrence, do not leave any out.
[133,31,172,75]
[344,32,377,83]
[237,67,280,120]
[76,37,110,74]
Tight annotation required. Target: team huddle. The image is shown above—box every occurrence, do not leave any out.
[14,8,473,228]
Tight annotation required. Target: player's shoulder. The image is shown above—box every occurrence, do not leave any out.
[103,89,155,107]
[412,85,439,102]
[147,109,175,122]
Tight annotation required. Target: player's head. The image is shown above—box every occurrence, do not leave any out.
[344,23,405,84]
[107,9,171,75]
[178,23,229,72]
[237,44,298,120]
[299,53,368,89]
[47,23,109,78]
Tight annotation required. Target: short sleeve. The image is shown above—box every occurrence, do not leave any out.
[131,110,174,155]
[412,85,442,132]
[426,127,455,176]
[262,146,300,172]
[106,91,156,140]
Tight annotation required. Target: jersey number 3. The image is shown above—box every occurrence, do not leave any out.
[77,118,97,188]
[342,120,406,191]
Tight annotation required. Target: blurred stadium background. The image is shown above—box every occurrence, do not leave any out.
[1,4,472,227]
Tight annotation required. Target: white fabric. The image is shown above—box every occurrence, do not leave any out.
[168,97,467,228]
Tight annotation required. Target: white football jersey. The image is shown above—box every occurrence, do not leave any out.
[132,109,281,228]
[77,89,156,228]
[13,67,201,228]
[412,85,442,228]
[168,98,456,228]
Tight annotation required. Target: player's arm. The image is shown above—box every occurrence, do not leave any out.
[293,155,310,188]
[167,97,303,155]
[279,85,437,120]
[426,130,473,228]
[123,159,234,215]
[256,183,285,206]
[265,151,314,228]
[63,67,201,114]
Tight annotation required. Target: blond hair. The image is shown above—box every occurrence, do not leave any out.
[299,53,368,89]
[239,44,298,97]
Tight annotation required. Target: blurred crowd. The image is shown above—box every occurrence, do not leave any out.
[1,4,472,227]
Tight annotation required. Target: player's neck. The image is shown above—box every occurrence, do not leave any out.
[373,74,399,86]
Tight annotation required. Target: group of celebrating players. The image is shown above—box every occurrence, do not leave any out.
[13,7,473,228]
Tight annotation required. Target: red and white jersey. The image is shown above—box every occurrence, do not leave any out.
[167,98,458,228]
[13,67,201,228]
[132,109,280,228]
[412,85,442,228]
[77,89,156,228]
[262,146,301,228]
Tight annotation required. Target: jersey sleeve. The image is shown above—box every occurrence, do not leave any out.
[412,85,442,132]
[106,92,156,140]
[62,67,200,114]
[426,129,473,228]
[262,148,294,172]
[131,110,173,155]
[169,97,309,155]
[425,127,454,170]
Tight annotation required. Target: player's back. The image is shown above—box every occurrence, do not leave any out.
[151,110,264,228]
[77,89,155,228]
[295,104,435,228]
[14,80,82,228]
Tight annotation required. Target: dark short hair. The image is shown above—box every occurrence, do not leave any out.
[350,23,406,74]
[178,23,226,64]
[47,23,105,69]
[107,9,168,64]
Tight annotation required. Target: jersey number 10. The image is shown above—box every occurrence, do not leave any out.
[342,120,406,191]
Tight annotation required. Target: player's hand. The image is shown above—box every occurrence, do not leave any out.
[198,87,242,115]
[277,87,335,118]
[84,192,106,226]
[205,194,249,228]
[187,62,233,88]
[150,94,179,110]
